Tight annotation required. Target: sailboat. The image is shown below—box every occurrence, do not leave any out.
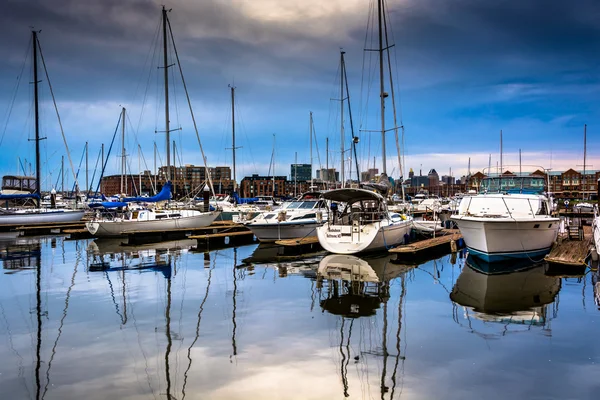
[316,2,412,254]
[85,7,219,237]
[0,30,85,225]
[214,85,261,222]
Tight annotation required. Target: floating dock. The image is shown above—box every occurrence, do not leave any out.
[544,225,592,267]
[122,221,242,245]
[389,229,462,261]
[190,229,256,250]
[0,221,86,237]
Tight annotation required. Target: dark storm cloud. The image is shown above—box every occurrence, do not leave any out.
[1,0,599,178]
[2,0,598,102]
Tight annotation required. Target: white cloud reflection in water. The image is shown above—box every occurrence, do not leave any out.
[0,237,598,399]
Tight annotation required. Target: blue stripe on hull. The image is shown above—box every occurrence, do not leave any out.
[467,247,551,263]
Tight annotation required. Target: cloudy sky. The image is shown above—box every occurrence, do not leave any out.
[0,0,599,189]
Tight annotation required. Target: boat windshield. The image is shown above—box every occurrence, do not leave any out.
[298,201,318,209]
[286,201,303,209]
[481,176,545,195]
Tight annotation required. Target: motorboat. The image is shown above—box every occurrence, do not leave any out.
[451,175,559,262]
[316,188,412,254]
[574,202,594,213]
[415,198,441,213]
[244,193,326,242]
[412,218,444,235]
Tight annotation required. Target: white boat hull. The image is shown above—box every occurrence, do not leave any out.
[246,221,320,242]
[86,211,219,237]
[317,219,412,254]
[451,216,559,262]
[412,219,444,234]
[0,209,85,225]
[593,216,600,254]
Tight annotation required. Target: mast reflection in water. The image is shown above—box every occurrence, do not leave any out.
[1,239,599,399]
[317,254,410,398]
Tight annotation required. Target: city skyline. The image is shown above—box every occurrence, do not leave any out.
[0,0,599,188]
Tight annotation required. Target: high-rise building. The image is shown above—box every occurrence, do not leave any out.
[317,168,339,182]
[290,164,312,182]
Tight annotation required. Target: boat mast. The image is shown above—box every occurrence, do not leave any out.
[230,85,238,193]
[583,124,587,201]
[121,107,126,194]
[499,129,503,191]
[138,144,142,195]
[294,151,298,196]
[272,134,276,197]
[85,141,89,195]
[377,0,387,175]
[310,111,314,189]
[340,51,345,188]
[33,30,42,207]
[61,155,64,195]
[326,137,329,185]
[162,6,172,183]
[153,141,157,192]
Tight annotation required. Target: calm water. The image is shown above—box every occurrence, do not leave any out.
[0,237,599,400]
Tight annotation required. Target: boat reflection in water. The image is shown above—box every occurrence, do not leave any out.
[450,255,561,332]
[0,237,42,272]
[86,238,197,276]
[317,254,410,398]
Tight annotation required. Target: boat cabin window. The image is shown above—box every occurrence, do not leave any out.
[264,214,275,220]
[286,201,303,209]
[482,176,545,194]
[292,213,316,220]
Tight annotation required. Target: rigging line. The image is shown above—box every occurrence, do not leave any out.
[0,37,31,147]
[382,0,404,182]
[36,35,79,190]
[166,16,216,197]
[70,144,87,193]
[181,265,213,400]
[131,15,162,135]
[42,251,80,399]
[236,92,259,177]
[94,113,122,196]
[342,55,361,181]
[312,116,323,171]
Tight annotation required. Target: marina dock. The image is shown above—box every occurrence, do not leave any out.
[0,221,86,237]
[123,221,244,245]
[190,229,256,250]
[544,225,592,268]
[389,229,462,261]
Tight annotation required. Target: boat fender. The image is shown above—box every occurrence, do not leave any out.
[400,214,406,220]
[450,239,457,253]
[316,211,323,223]
[277,211,287,222]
